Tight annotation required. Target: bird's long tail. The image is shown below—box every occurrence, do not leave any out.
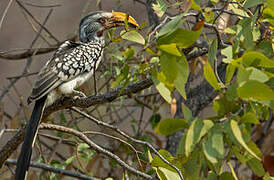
[15,95,47,180]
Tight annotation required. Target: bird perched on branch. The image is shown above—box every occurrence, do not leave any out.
[15,11,138,180]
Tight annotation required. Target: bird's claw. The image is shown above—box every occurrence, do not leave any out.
[73,90,87,99]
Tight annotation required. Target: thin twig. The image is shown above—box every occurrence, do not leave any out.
[0,35,75,60]
[0,0,13,31]
[16,0,60,43]
[0,9,53,103]
[0,78,153,168]
[6,72,38,80]
[5,159,98,180]
[39,123,152,179]
[84,130,144,170]
[18,1,61,8]
[70,107,184,180]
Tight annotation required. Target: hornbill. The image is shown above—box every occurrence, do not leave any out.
[15,11,138,180]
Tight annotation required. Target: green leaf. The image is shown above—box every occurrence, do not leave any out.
[230,4,248,18]
[77,143,90,152]
[150,56,160,63]
[158,28,203,48]
[151,149,182,172]
[160,52,178,83]
[236,65,251,84]
[258,40,274,57]
[247,141,263,158]
[240,51,274,68]
[120,30,145,45]
[213,95,239,116]
[211,128,224,158]
[242,18,255,50]
[111,64,129,88]
[185,119,201,157]
[204,61,220,90]
[203,141,217,164]
[232,145,249,164]
[226,83,238,101]
[182,105,193,123]
[207,172,217,180]
[230,120,260,160]
[152,76,172,103]
[148,149,153,163]
[237,80,274,100]
[185,119,214,156]
[184,152,202,179]
[156,167,181,180]
[220,172,235,180]
[247,158,265,177]
[224,26,237,34]
[264,8,274,26]
[174,53,189,99]
[240,112,259,124]
[156,168,168,180]
[59,112,67,124]
[111,73,124,88]
[65,156,75,165]
[155,118,188,135]
[122,47,134,59]
[247,67,269,83]
[150,114,161,129]
[204,7,215,23]
[203,127,224,164]
[263,173,274,180]
[190,0,202,10]
[158,43,181,56]
[221,46,233,63]
[152,0,168,18]
[158,14,184,37]
[266,0,274,10]
[225,64,236,84]
[208,39,218,67]
[152,150,173,166]
[176,135,186,155]
[244,0,263,9]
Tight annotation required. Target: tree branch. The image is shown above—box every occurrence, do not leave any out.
[70,107,184,180]
[39,123,152,179]
[0,36,76,60]
[0,78,153,168]
[5,159,99,180]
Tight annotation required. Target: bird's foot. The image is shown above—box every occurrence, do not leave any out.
[72,90,87,100]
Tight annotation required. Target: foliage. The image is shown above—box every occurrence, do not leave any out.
[58,0,273,179]
[146,0,274,180]
[1,0,274,179]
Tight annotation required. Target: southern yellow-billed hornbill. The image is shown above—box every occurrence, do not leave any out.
[15,11,138,180]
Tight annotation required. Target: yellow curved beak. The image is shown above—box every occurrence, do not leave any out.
[111,12,139,28]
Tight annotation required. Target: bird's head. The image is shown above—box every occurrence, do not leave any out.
[79,11,139,43]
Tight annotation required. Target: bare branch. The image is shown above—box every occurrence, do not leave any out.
[70,107,184,180]
[18,1,61,8]
[15,0,60,43]
[39,123,152,179]
[0,9,54,103]
[0,0,13,31]
[0,78,153,168]
[0,36,76,60]
[5,159,99,180]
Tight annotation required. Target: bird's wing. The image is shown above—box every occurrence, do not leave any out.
[28,41,83,103]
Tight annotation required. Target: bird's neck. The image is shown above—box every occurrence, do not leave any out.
[84,34,105,46]
[91,36,105,46]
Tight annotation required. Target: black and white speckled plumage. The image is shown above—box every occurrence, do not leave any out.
[15,11,138,180]
[27,39,104,104]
